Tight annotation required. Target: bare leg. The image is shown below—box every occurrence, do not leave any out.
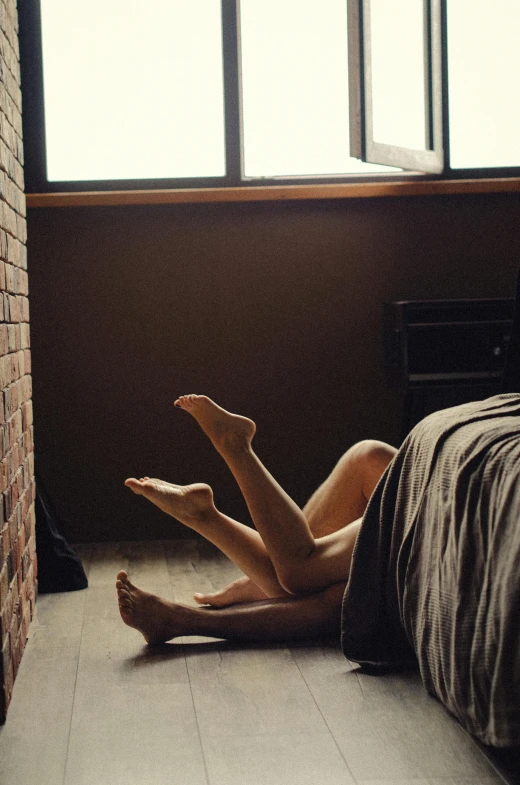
[124,478,290,599]
[195,439,396,606]
[173,395,322,593]
[116,571,345,645]
[303,439,397,536]
[173,395,386,594]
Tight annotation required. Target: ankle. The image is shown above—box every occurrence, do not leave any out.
[220,437,254,462]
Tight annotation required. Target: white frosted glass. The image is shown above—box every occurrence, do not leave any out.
[40,0,225,181]
[240,0,396,176]
[448,0,520,168]
[370,0,427,150]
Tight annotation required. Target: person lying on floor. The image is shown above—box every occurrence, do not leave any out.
[116,394,396,645]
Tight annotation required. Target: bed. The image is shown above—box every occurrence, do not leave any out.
[341,393,520,748]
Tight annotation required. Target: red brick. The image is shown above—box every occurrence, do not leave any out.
[0,325,7,356]
[21,296,29,322]
[22,374,32,403]
[6,294,14,322]
[0,355,10,388]
[10,482,18,511]
[4,262,14,293]
[0,594,11,643]
[16,349,24,377]
[3,490,10,523]
[7,324,17,351]
[9,351,18,381]
[19,270,28,296]
[21,400,32,429]
[0,565,7,607]
[0,460,7,494]
[0,525,8,566]
[24,425,33,454]
[20,323,29,348]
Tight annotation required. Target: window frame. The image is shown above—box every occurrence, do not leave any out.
[348,0,445,174]
[18,0,520,198]
[349,0,520,180]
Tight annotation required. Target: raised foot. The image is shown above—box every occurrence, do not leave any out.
[124,478,215,526]
[116,571,184,645]
[174,394,256,454]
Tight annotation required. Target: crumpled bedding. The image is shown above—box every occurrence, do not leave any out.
[341,394,520,747]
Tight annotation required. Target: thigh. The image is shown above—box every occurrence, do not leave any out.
[303,440,397,537]
[283,520,362,595]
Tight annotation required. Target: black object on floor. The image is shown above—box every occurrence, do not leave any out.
[35,472,88,593]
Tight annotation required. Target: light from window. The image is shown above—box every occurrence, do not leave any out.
[40,0,226,181]
[448,0,520,169]
[370,0,428,151]
[239,0,396,177]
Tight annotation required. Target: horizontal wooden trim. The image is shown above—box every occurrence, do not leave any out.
[25,177,520,208]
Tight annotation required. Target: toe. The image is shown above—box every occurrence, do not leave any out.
[125,478,144,493]
[116,571,136,592]
[193,592,224,608]
[119,606,133,622]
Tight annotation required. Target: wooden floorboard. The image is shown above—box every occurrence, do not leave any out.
[0,540,510,785]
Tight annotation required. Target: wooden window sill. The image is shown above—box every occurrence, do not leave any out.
[25,177,520,208]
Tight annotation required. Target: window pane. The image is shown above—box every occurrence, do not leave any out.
[448,0,520,169]
[240,0,395,177]
[370,0,428,150]
[40,0,225,181]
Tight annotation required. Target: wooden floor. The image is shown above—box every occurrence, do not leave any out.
[0,540,511,785]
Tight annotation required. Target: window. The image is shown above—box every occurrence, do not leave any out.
[447,0,520,169]
[350,0,520,175]
[19,0,520,193]
[349,0,443,173]
[39,0,227,182]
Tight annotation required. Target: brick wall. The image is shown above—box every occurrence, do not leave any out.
[0,0,35,724]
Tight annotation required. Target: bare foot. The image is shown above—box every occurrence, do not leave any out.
[194,575,269,607]
[116,571,186,644]
[124,478,215,526]
[174,394,256,455]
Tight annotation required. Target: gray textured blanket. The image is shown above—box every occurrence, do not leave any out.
[341,394,520,747]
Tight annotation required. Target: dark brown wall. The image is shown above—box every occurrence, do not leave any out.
[26,192,520,542]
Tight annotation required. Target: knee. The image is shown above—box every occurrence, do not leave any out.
[339,439,395,474]
[276,565,309,596]
[340,439,397,498]
[276,555,322,596]
[354,439,397,470]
